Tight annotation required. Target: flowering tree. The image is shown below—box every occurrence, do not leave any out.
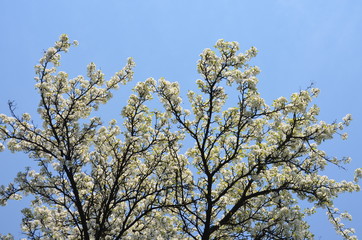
[0,35,360,240]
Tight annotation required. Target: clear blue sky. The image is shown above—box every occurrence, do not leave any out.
[0,0,361,238]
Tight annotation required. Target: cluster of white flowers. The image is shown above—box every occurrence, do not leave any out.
[327,207,358,240]
[343,113,353,126]
[354,168,362,183]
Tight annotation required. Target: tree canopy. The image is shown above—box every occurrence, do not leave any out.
[0,34,360,240]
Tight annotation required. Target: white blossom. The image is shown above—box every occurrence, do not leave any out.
[340,132,348,140]
[343,114,352,126]
[354,168,362,183]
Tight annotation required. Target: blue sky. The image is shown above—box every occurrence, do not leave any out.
[0,0,361,238]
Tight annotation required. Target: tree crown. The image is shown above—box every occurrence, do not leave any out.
[0,34,360,240]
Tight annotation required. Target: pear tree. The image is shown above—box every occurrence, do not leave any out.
[0,35,360,240]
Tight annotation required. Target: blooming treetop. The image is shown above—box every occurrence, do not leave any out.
[0,34,360,240]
